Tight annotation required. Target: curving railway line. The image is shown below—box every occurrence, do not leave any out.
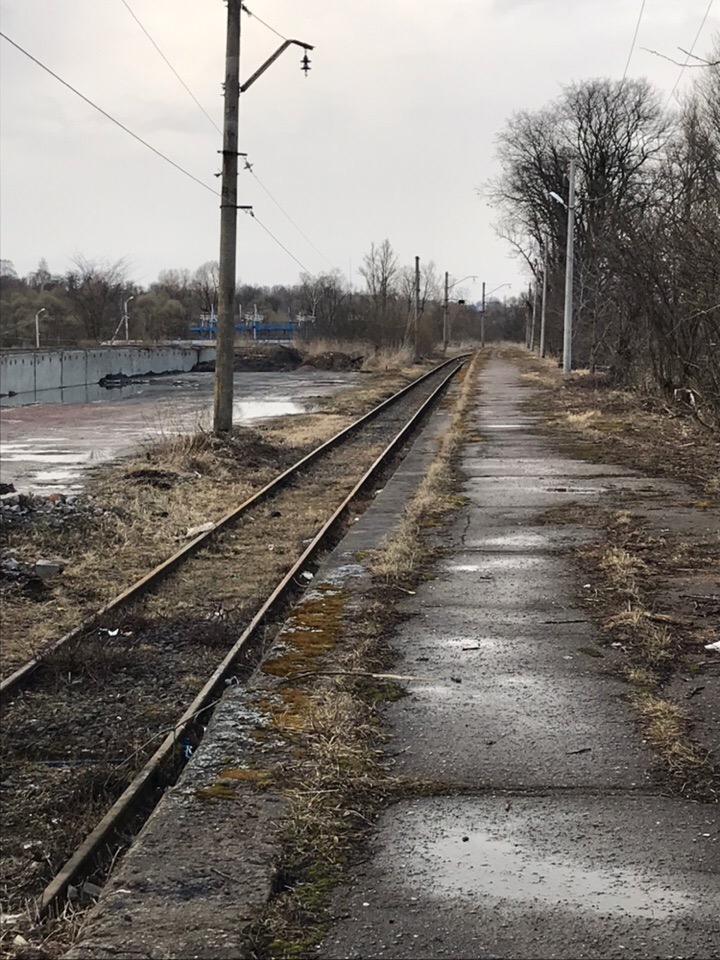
[0,355,468,920]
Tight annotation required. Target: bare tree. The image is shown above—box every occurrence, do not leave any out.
[66,256,129,341]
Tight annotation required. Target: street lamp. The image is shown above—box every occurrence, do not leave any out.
[549,157,577,374]
[123,296,134,342]
[480,283,511,347]
[34,308,46,349]
[443,273,477,352]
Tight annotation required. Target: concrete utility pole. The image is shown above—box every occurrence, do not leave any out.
[414,255,421,361]
[214,0,242,434]
[123,296,134,342]
[562,157,577,374]
[539,237,548,358]
[442,271,449,354]
[35,308,46,349]
[529,279,538,351]
[481,282,486,347]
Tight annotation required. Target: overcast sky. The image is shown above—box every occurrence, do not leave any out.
[1,0,718,305]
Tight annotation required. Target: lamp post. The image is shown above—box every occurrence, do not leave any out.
[480,283,511,347]
[539,237,549,358]
[550,156,577,374]
[123,296,134,342]
[443,273,477,352]
[34,308,46,349]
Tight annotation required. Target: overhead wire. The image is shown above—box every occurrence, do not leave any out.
[119,0,222,135]
[247,212,312,274]
[246,164,337,270]
[0,31,219,197]
[1,25,323,276]
[119,0,333,273]
[622,0,647,79]
[664,0,715,107]
[240,5,288,42]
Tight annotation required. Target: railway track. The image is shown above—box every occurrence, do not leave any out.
[0,355,467,920]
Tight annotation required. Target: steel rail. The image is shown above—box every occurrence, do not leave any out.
[1,356,468,701]
[37,356,466,916]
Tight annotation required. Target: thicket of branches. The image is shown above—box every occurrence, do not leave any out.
[0,241,498,353]
[489,40,719,422]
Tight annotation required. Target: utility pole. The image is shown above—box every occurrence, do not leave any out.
[539,237,548,358]
[442,271,449,354]
[529,279,538,351]
[123,296,134,342]
[414,255,421,361]
[481,281,486,347]
[35,308,46,349]
[214,0,241,434]
[562,157,576,374]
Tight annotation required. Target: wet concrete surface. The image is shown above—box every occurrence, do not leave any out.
[322,796,718,959]
[58,358,718,959]
[0,370,356,494]
[320,357,720,959]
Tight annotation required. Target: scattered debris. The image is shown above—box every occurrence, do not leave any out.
[704,640,720,653]
[185,522,214,539]
[33,559,64,580]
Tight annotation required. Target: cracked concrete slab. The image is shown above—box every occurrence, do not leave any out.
[319,356,719,960]
[322,795,719,960]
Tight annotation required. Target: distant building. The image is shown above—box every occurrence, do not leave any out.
[190,306,314,343]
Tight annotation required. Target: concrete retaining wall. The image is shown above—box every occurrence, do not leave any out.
[0,345,216,396]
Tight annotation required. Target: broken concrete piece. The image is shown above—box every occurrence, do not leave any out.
[34,559,64,579]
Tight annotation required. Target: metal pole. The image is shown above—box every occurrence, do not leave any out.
[35,308,45,349]
[214,0,242,434]
[414,255,420,361]
[442,271,449,353]
[529,278,538,351]
[562,157,576,374]
[539,238,548,358]
[481,281,486,347]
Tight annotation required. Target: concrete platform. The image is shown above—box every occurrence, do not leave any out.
[319,357,719,959]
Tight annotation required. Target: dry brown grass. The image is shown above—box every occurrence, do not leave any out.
[298,337,417,373]
[373,352,481,582]
[632,693,713,796]
[0,366,426,677]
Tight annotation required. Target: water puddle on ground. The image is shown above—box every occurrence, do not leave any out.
[477,532,552,551]
[234,400,302,420]
[419,830,694,918]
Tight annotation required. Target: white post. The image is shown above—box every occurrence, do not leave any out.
[35,308,46,349]
[562,158,576,374]
[539,238,548,358]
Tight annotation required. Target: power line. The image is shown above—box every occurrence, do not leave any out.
[115,4,331,274]
[119,0,222,135]
[1,31,321,278]
[665,0,715,107]
[0,31,219,197]
[245,163,337,270]
[247,211,312,274]
[241,4,288,42]
[622,0,647,79]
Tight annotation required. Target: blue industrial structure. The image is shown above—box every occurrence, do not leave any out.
[190,307,312,343]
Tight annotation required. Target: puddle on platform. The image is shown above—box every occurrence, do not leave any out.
[443,635,501,651]
[442,556,552,575]
[476,532,554,551]
[421,831,694,917]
